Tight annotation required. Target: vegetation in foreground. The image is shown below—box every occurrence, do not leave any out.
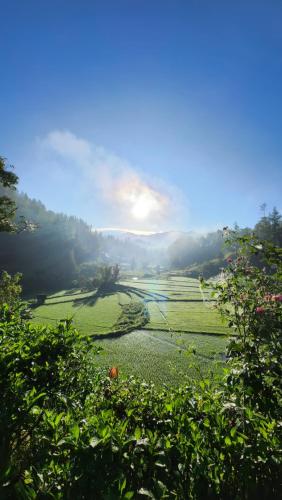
[0,234,281,499]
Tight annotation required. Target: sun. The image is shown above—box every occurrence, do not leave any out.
[130,191,160,220]
[116,178,166,222]
[131,196,152,219]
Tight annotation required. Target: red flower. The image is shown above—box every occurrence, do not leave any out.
[109,367,119,379]
[255,306,265,314]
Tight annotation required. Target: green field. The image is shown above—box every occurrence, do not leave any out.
[32,276,229,384]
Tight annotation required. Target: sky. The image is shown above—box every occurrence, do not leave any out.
[0,0,281,233]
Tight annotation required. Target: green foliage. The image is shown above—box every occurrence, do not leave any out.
[0,317,99,498]
[169,208,282,276]
[89,263,120,290]
[113,301,148,334]
[0,271,22,310]
[0,156,18,232]
[168,230,227,270]
[0,187,149,294]
[254,206,282,246]
[0,234,281,498]
[213,232,282,419]
[0,190,101,293]
[0,157,35,234]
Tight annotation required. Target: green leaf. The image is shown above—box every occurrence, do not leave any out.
[124,492,134,499]
[225,436,232,446]
[230,427,236,437]
[119,477,126,494]
[134,427,141,440]
[55,412,64,427]
[203,418,210,428]
[71,423,80,441]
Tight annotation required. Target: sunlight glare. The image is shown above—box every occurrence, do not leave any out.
[131,192,159,220]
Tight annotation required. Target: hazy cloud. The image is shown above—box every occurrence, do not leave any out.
[36,130,183,230]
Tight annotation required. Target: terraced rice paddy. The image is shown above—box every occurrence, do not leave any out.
[32,276,230,385]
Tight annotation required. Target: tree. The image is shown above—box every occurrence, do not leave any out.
[0,156,18,232]
[255,206,282,246]
[0,156,35,233]
[260,202,267,217]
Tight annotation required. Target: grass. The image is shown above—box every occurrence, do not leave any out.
[93,329,228,386]
[32,289,122,333]
[31,276,230,385]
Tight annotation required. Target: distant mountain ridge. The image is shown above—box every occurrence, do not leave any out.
[96,228,198,249]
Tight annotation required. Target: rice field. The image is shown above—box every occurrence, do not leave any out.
[31,276,230,384]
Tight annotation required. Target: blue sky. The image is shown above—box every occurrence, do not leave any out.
[0,1,281,232]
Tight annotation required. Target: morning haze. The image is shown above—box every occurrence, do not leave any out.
[0,2,281,498]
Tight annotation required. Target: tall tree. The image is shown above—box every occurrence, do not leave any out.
[0,156,18,232]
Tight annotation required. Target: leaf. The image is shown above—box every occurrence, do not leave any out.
[224,436,232,446]
[71,423,80,441]
[90,436,101,448]
[134,427,141,440]
[124,493,134,499]
[119,477,126,494]
[55,412,64,427]
[165,438,171,449]
[203,418,210,428]
[138,488,155,498]
[230,426,236,437]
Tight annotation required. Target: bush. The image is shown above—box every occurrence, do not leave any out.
[0,235,281,498]
[0,318,99,498]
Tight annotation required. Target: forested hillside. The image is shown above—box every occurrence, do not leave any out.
[1,178,281,294]
[0,187,150,293]
[168,209,282,275]
[0,186,100,292]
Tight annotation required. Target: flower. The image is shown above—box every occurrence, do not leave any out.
[255,306,265,314]
[274,294,282,302]
[109,366,119,379]
[227,257,233,263]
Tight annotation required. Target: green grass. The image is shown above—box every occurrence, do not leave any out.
[31,276,229,385]
[32,289,123,334]
[94,329,228,386]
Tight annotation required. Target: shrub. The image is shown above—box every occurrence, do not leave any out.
[0,234,281,498]
[0,318,99,498]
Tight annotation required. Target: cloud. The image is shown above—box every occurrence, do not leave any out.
[42,130,92,164]
[36,129,183,230]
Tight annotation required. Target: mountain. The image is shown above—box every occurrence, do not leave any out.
[96,229,198,249]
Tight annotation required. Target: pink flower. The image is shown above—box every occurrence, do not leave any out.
[256,306,265,314]
[274,294,282,302]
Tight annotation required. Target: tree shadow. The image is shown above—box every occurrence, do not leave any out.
[72,283,168,307]
[31,283,169,310]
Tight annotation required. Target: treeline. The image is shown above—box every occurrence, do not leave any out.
[1,174,281,291]
[0,187,147,294]
[168,208,282,273]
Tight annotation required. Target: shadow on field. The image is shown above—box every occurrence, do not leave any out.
[71,283,168,307]
[31,284,169,310]
[50,290,87,299]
